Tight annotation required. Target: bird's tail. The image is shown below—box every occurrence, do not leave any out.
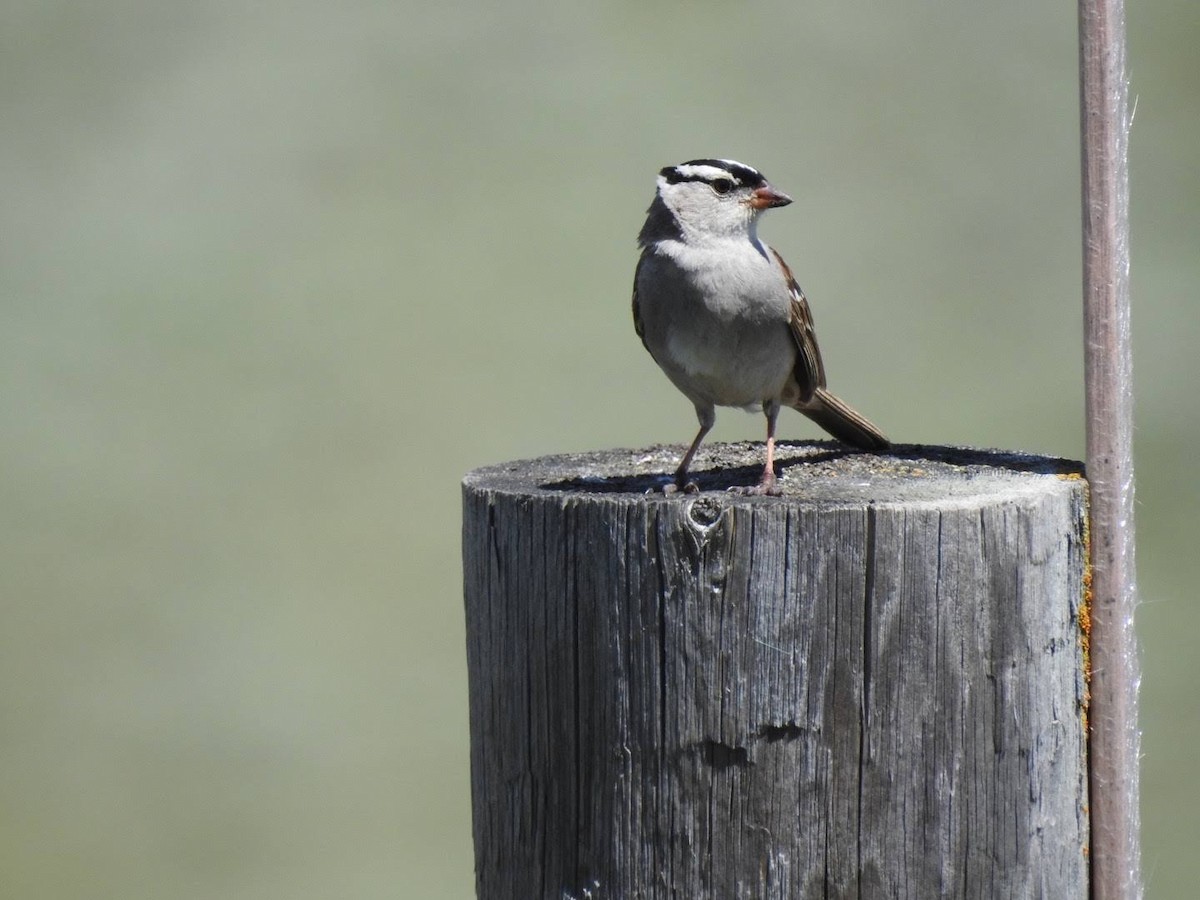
[795,387,890,451]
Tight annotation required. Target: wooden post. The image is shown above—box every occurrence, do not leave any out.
[462,442,1090,899]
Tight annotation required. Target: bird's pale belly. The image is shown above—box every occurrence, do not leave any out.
[663,320,794,408]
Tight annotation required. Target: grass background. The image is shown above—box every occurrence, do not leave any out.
[2,2,1196,896]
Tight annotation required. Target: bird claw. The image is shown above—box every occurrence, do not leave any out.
[663,480,700,496]
[727,484,783,497]
[727,473,781,496]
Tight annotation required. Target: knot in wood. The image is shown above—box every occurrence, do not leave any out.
[685,495,725,532]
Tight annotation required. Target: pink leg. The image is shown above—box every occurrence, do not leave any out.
[757,402,780,494]
[672,406,715,492]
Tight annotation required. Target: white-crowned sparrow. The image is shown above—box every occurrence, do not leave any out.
[633,158,889,494]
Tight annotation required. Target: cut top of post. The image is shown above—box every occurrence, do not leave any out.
[466,441,1084,507]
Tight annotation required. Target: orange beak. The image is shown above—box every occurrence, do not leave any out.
[748,184,793,210]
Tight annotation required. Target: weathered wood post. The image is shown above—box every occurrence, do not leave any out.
[462,442,1090,899]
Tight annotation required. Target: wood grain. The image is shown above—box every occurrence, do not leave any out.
[462,444,1089,899]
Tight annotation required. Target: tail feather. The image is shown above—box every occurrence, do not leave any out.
[796,387,889,451]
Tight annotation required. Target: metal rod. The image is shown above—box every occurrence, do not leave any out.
[1078,0,1140,896]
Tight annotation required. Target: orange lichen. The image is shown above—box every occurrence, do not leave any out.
[1078,480,1093,738]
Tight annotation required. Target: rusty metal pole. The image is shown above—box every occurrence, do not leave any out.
[1078,0,1141,897]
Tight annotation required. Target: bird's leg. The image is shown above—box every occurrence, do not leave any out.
[753,401,782,495]
[723,401,783,496]
[669,406,714,493]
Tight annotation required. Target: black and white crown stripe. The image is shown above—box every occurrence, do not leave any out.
[659,159,766,189]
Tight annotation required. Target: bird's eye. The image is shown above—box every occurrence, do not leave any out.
[711,178,734,195]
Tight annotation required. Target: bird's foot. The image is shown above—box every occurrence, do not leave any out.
[662,480,700,496]
[727,471,781,496]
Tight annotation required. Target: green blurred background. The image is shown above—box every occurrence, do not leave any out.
[2,2,1195,897]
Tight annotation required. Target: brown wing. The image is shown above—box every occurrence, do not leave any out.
[772,248,826,402]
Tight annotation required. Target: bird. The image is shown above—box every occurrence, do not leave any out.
[632,158,888,494]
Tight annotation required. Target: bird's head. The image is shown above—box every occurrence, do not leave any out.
[644,158,792,244]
